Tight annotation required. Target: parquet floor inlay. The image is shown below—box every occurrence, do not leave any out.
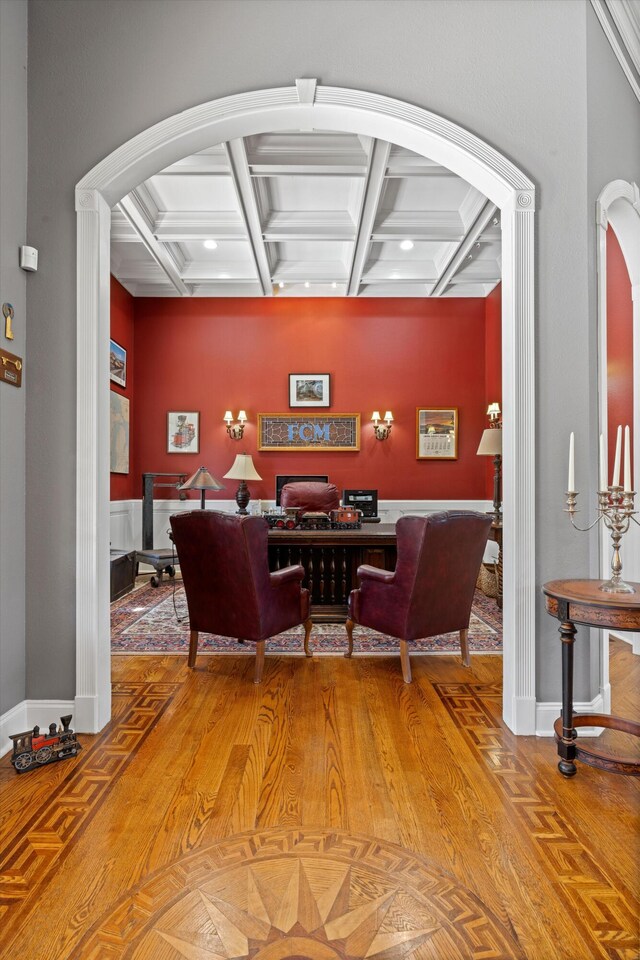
[76,827,525,959]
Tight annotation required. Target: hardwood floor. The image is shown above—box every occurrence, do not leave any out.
[0,641,638,959]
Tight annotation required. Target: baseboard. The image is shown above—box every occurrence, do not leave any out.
[535,693,606,737]
[0,699,76,757]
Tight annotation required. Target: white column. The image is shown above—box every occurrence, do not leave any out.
[75,189,112,732]
[501,195,537,733]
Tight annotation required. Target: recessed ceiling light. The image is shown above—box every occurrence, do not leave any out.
[304,281,310,289]
[331,282,337,289]
[278,281,285,289]
[400,239,414,251]
[203,239,218,250]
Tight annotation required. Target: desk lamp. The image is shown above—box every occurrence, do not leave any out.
[224,453,262,515]
[179,466,225,509]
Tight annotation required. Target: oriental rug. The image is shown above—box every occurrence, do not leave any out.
[111,580,502,655]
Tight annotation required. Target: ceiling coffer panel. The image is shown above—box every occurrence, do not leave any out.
[111,130,501,298]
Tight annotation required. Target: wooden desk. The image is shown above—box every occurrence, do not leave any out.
[543,579,640,778]
[489,521,503,608]
[268,524,397,622]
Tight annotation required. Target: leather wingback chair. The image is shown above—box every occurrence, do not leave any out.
[169,511,313,683]
[280,481,340,515]
[346,511,492,682]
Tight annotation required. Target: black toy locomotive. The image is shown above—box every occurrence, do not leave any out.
[9,715,81,773]
[263,507,362,531]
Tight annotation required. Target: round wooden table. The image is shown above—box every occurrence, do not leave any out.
[543,579,640,778]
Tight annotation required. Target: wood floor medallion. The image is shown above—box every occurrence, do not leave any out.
[77,827,524,959]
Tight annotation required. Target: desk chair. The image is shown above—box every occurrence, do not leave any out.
[346,511,492,681]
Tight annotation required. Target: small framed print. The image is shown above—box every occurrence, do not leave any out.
[289,373,331,408]
[416,407,458,460]
[109,339,127,388]
[167,411,199,453]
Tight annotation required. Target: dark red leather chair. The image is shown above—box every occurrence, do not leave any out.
[280,481,340,516]
[169,511,313,682]
[346,511,492,682]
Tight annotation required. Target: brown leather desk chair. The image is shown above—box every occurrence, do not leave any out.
[346,511,492,682]
[280,481,340,516]
[169,511,313,683]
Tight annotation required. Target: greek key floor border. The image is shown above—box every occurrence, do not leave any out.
[434,681,639,960]
[0,681,178,943]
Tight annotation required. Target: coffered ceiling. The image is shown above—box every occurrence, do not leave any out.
[110,131,501,298]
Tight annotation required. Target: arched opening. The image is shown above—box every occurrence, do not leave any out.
[596,180,640,697]
[75,82,536,734]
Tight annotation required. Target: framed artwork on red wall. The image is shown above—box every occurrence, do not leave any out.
[416,407,458,460]
[289,373,330,408]
[167,411,199,453]
[109,339,127,388]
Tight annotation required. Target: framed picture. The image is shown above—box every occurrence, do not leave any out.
[167,411,199,453]
[259,413,360,451]
[289,373,330,408]
[416,407,458,459]
[109,339,127,388]
[110,392,129,473]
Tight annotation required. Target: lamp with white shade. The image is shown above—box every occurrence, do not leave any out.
[477,426,502,524]
[224,453,262,515]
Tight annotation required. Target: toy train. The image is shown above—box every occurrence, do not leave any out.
[264,507,362,531]
[9,715,81,773]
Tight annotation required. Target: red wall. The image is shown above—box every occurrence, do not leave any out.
[126,297,492,504]
[606,226,634,468]
[109,277,136,499]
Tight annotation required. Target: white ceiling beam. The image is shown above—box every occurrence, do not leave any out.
[431,201,498,297]
[154,211,247,241]
[347,139,391,296]
[224,139,273,296]
[118,193,190,296]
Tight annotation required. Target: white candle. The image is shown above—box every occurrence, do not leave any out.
[624,424,632,492]
[599,434,607,491]
[568,432,575,492]
[612,424,622,487]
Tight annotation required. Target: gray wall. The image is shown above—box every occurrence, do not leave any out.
[0,0,27,715]
[23,0,640,703]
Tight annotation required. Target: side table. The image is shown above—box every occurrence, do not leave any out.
[543,579,640,778]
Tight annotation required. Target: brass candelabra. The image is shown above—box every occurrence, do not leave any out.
[565,486,638,593]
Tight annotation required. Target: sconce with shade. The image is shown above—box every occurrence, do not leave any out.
[371,410,394,441]
[179,466,225,509]
[487,402,501,424]
[223,453,262,515]
[224,410,247,440]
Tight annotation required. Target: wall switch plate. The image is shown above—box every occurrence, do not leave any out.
[19,245,38,272]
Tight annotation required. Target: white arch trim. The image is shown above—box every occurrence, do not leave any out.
[596,180,640,666]
[75,82,537,733]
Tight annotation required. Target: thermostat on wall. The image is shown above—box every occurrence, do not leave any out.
[19,245,38,272]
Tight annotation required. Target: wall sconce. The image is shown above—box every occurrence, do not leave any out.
[487,402,501,426]
[224,409,247,440]
[371,410,394,441]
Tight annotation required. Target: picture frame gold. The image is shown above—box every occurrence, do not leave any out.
[416,407,458,460]
[258,413,360,451]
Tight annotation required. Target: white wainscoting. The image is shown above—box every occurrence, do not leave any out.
[110,499,495,552]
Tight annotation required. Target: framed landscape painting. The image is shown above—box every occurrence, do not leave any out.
[416,407,458,459]
[109,339,127,388]
[289,373,330,408]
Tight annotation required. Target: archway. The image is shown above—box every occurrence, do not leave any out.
[75,81,536,733]
[596,180,640,687]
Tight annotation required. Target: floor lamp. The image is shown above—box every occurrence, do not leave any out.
[179,466,225,509]
[477,427,502,525]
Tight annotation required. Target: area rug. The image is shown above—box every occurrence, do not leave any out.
[111,580,502,655]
